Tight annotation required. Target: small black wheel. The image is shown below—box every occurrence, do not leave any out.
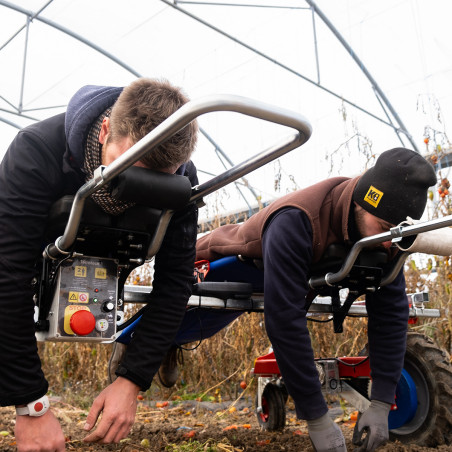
[255,382,286,431]
[280,382,289,404]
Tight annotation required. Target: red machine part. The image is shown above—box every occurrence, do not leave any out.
[194,260,210,282]
[252,352,371,378]
[252,351,281,377]
[336,356,371,378]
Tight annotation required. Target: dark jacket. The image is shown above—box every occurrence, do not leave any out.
[197,178,408,420]
[0,86,198,405]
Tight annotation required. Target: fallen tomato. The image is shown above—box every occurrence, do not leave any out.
[156,401,169,408]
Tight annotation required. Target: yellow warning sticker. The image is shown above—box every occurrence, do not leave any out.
[68,291,89,303]
[74,266,87,278]
[95,268,107,279]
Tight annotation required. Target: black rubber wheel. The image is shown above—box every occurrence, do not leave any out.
[280,383,289,404]
[255,382,286,431]
[389,332,452,446]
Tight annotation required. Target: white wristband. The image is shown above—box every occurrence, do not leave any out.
[16,395,50,417]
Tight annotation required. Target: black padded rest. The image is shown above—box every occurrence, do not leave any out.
[110,166,192,210]
[192,282,253,300]
[309,243,388,278]
[45,197,110,242]
[115,204,163,232]
[45,196,163,242]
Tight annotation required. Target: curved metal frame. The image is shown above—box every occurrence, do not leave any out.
[0,0,140,80]
[1,1,419,155]
[45,94,312,259]
[164,0,419,152]
[309,214,452,289]
[0,0,264,207]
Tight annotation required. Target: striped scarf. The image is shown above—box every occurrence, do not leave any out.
[84,108,135,215]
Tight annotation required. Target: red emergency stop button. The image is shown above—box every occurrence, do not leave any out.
[70,310,96,335]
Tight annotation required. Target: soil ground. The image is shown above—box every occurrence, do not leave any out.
[1,398,451,452]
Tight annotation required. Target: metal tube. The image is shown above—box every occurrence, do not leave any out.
[304,0,419,153]
[311,5,321,85]
[18,17,30,113]
[0,0,141,78]
[379,252,409,287]
[102,94,312,184]
[310,214,452,288]
[163,0,407,133]
[200,126,260,203]
[191,133,302,202]
[47,178,100,257]
[175,1,309,9]
[48,94,312,258]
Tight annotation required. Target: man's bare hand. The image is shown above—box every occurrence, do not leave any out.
[83,377,140,444]
[15,410,66,452]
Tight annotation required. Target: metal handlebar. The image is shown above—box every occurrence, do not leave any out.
[309,214,452,289]
[45,94,312,259]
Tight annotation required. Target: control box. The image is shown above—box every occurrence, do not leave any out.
[36,256,118,342]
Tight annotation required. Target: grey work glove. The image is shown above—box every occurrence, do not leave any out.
[352,400,391,451]
[307,412,347,452]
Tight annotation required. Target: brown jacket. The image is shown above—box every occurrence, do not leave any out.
[196,176,360,263]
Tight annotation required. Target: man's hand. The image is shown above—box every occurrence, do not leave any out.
[307,412,347,452]
[353,400,391,451]
[15,410,66,452]
[83,376,140,444]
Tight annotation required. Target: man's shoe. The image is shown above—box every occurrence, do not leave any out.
[157,346,182,388]
[108,342,127,384]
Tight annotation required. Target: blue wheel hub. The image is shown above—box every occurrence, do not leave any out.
[388,368,418,429]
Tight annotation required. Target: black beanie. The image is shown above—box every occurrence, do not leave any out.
[353,148,437,225]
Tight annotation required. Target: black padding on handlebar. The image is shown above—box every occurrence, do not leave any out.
[110,166,192,210]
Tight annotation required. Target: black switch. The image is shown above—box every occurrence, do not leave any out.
[101,301,115,312]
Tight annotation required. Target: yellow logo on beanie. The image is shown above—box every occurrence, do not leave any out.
[364,185,383,208]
